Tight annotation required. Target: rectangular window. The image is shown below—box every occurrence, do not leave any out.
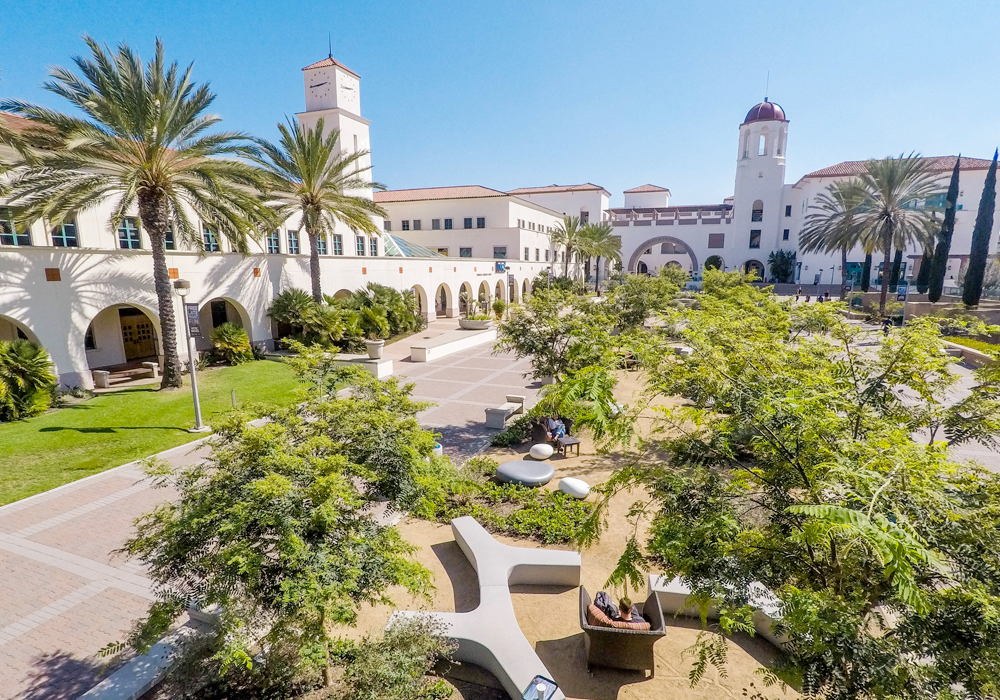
[460,247,472,258]
[708,233,725,248]
[356,236,365,256]
[580,211,589,224]
[202,226,221,252]
[524,246,529,261]
[535,248,539,261]
[288,230,299,254]
[545,249,550,262]
[402,220,410,231]
[52,221,79,248]
[117,217,142,249]
[477,217,486,229]
[444,218,453,229]
[333,234,343,255]
[383,220,391,232]
[432,218,440,230]
[370,238,378,256]
[413,219,422,231]
[785,205,792,217]
[165,228,175,250]
[0,208,31,246]
[464,217,473,229]
[493,246,507,259]
[437,247,449,256]
[317,235,327,255]
[782,229,790,241]
[267,230,280,254]
[749,229,761,249]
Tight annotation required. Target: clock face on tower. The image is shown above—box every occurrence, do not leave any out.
[308,69,332,103]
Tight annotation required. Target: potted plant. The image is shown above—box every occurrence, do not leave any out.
[492,297,507,321]
[364,334,385,359]
[459,313,494,331]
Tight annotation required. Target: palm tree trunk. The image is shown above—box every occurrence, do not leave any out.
[595,255,602,293]
[307,228,322,302]
[840,247,848,299]
[563,246,571,277]
[878,239,892,314]
[584,257,591,284]
[138,192,184,389]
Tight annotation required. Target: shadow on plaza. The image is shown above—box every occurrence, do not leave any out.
[20,650,111,700]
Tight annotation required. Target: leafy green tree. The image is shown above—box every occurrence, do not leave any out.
[551,215,584,278]
[607,269,686,330]
[0,339,55,421]
[122,360,438,689]
[914,249,933,294]
[887,248,904,291]
[1,37,274,388]
[861,253,872,292]
[250,119,386,302]
[927,157,961,302]
[766,249,796,283]
[581,272,1000,699]
[963,149,998,307]
[799,180,868,288]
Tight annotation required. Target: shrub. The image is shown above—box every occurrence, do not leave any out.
[492,297,507,319]
[209,323,253,365]
[489,415,533,447]
[0,339,56,421]
[943,335,1000,354]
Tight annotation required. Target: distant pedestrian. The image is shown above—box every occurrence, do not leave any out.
[817,295,825,303]
[805,294,811,302]
[882,317,893,336]
[795,286,802,302]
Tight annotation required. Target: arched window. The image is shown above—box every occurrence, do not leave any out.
[757,133,767,156]
[742,132,750,159]
[776,129,785,156]
[751,200,764,222]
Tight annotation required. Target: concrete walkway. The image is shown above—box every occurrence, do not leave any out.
[0,319,539,699]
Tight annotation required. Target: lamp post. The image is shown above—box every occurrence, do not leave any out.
[173,279,208,433]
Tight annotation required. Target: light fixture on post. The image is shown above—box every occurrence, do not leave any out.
[172,279,208,433]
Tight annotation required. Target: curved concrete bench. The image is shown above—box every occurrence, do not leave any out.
[410,327,497,363]
[389,516,581,700]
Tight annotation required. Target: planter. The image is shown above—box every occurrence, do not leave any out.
[539,375,557,385]
[459,319,493,330]
[365,339,385,359]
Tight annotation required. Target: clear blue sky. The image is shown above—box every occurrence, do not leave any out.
[3,0,998,207]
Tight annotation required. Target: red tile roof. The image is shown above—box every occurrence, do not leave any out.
[0,111,38,133]
[374,185,508,203]
[624,184,670,194]
[301,57,360,79]
[506,183,610,196]
[803,155,994,179]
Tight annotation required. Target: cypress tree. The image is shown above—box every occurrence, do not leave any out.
[861,253,872,292]
[963,149,998,307]
[888,249,903,291]
[915,249,933,294]
[928,157,961,303]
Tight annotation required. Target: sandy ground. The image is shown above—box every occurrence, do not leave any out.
[343,370,796,700]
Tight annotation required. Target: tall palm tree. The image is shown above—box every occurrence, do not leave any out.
[799,179,869,291]
[854,155,942,313]
[550,215,584,278]
[578,222,621,292]
[1,37,273,388]
[249,119,386,302]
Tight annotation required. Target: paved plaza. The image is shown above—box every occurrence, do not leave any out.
[0,320,539,699]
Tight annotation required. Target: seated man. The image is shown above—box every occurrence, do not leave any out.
[547,416,566,440]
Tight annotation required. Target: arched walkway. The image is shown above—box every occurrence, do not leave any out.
[0,314,39,344]
[459,282,473,315]
[743,259,765,278]
[84,304,161,371]
[196,296,253,351]
[435,283,454,318]
[522,279,530,299]
[494,280,507,303]
[411,284,432,324]
[478,281,491,310]
[627,236,699,274]
[331,289,352,300]
[705,255,724,271]
[508,277,519,304]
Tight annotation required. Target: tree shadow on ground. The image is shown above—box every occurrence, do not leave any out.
[20,649,114,700]
[39,426,187,433]
[535,633,648,700]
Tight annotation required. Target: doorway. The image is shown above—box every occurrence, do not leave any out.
[119,308,157,360]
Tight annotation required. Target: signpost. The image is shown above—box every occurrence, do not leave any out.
[896,283,908,302]
[173,280,208,432]
[185,303,202,338]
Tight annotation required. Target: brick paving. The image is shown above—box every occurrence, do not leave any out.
[0,319,538,698]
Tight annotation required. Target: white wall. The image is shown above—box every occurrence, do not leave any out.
[623,191,670,209]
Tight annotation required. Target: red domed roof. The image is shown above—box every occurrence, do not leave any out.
[743,100,787,125]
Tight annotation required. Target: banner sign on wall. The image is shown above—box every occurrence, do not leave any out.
[185,303,202,338]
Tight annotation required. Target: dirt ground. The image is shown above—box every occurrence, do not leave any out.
[344,370,797,700]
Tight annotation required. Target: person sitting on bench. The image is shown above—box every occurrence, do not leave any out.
[547,417,566,439]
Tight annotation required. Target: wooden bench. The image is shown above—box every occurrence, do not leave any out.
[484,395,525,429]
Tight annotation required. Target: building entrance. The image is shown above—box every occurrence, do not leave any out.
[119,308,157,360]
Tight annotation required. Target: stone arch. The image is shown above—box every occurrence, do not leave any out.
[637,261,649,275]
[743,259,765,278]
[508,276,519,303]
[84,303,162,371]
[331,289,352,300]
[435,282,454,318]
[494,280,507,303]
[522,279,530,299]
[478,281,491,307]
[0,314,40,345]
[197,296,253,351]
[410,284,431,324]
[459,282,474,315]
[627,236,699,274]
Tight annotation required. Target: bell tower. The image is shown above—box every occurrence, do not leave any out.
[733,99,788,259]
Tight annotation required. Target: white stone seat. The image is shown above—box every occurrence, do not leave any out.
[529,443,554,460]
[558,477,590,499]
[389,516,581,700]
[484,395,525,429]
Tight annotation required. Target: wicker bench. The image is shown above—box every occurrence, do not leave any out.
[579,586,666,677]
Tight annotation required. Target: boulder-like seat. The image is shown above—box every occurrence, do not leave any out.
[529,443,554,460]
[388,516,581,700]
[496,460,555,486]
[558,477,590,499]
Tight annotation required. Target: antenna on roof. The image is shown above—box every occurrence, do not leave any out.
[328,32,332,59]
[764,71,769,102]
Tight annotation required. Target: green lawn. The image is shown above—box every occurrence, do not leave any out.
[944,336,1000,355]
[0,360,304,505]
